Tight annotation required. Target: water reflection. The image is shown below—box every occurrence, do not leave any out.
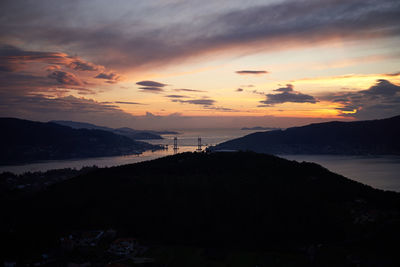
[282,155,400,192]
[1,128,399,192]
[0,128,248,174]
[0,146,198,174]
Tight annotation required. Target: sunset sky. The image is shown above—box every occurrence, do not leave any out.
[1,0,399,129]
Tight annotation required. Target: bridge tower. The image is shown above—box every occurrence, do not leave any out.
[197,137,202,152]
[173,136,178,154]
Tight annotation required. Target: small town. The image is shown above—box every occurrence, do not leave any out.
[4,229,155,267]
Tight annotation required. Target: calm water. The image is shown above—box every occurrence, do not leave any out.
[1,128,399,192]
[0,128,254,174]
[281,155,400,192]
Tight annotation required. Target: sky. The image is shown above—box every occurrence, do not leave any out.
[1,0,400,129]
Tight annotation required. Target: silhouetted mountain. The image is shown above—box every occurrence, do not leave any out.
[113,127,162,140]
[52,120,115,131]
[241,126,280,130]
[0,118,160,165]
[53,120,179,139]
[4,152,400,264]
[115,127,179,135]
[52,120,165,140]
[213,115,400,155]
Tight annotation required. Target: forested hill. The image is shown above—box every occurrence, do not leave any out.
[5,152,399,261]
[0,117,158,165]
[52,120,165,140]
[212,115,400,155]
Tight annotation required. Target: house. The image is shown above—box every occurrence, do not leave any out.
[60,230,104,249]
[77,230,104,246]
[108,238,138,256]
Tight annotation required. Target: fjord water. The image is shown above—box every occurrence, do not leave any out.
[282,155,400,192]
[0,128,253,174]
[1,128,399,192]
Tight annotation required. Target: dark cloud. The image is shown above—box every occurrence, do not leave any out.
[260,85,317,106]
[136,80,166,87]
[236,70,268,75]
[0,45,116,98]
[172,98,215,106]
[174,88,206,92]
[0,63,19,72]
[136,81,167,93]
[0,70,97,98]
[0,72,53,90]
[69,59,100,71]
[236,88,244,92]
[183,99,215,106]
[274,84,294,93]
[171,97,235,112]
[44,65,61,71]
[165,95,188,98]
[3,0,398,71]
[0,94,135,126]
[77,89,96,95]
[204,106,238,112]
[361,79,399,96]
[58,87,96,95]
[0,45,68,72]
[145,111,156,117]
[252,90,266,96]
[323,79,400,119]
[336,105,359,112]
[0,45,104,73]
[115,101,145,105]
[95,72,120,82]
[48,71,82,86]
[385,71,400,77]
[0,44,66,60]
[139,87,164,93]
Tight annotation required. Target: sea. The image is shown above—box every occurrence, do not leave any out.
[1,128,399,192]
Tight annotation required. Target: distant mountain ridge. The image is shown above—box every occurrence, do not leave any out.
[52,120,178,140]
[212,115,400,155]
[51,120,114,132]
[241,126,281,131]
[0,118,159,165]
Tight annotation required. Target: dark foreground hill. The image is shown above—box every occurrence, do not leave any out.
[3,152,400,264]
[0,118,159,165]
[212,115,400,155]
